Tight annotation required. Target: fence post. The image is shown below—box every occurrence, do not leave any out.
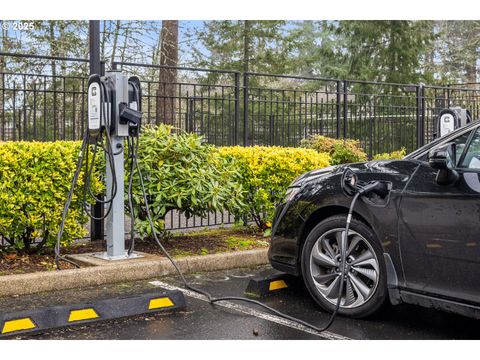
[343,80,348,138]
[89,20,104,242]
[188,97,195,133]
[336,80,341,139]
[234,72,240,145]
[416,84,425,148]
[243,73,249,146]
[270,114,275,145]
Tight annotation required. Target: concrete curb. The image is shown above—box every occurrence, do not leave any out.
[0,249,269,297]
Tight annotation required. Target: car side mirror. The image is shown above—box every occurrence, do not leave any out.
[428,143,460,185]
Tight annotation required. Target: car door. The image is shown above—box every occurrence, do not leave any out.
[399,126,480,304]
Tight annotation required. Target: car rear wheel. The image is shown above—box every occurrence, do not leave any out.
[301,215,387,318]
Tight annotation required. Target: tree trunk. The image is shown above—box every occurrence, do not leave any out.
[243,20,252,73]
[120,22,130,63]
[111,20,121,65]
[156,20,178,125]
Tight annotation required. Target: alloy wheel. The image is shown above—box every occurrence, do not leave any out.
[308,228,380,309]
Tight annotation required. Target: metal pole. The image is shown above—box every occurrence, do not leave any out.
[336,80,341,139]
[243,73,249,146]
[89,20,104,242]
[420,85,425,147]
[416,84,425,148]
[234,72,240,145]
[102,71,130,259]
[343,81,348,139]
[89,21,101,74]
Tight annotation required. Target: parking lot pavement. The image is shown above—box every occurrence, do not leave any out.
[4,265,480,340]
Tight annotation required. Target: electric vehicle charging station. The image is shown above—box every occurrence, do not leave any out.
[436,107,472,138]
[87,70,142,260]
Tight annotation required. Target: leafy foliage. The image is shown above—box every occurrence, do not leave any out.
[129,125,245,238]
[0,141,102,253]
[219,146,331,229]
[300,135,367,165]
[372,148,407,161]
[333,21,435,84]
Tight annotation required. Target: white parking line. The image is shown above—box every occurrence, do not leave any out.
[149,280,351,340]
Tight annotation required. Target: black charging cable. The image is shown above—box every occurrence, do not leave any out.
[126,136,138,256]
[55,132,89,269]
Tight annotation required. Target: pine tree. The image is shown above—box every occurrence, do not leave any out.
[436,21,480,84]
[191,20,290,74]
[336,20,435,84]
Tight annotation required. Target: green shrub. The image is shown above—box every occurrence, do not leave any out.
[300,135,367,165]
[129,125,245,238]
[372,148,407,160]
[218,146,331,230]
[0,141,102,253]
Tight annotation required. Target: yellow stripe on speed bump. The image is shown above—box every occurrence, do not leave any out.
[269,280,288,291]
[68,308,99,322]
[148,297,174,310]
[2,317,36,334]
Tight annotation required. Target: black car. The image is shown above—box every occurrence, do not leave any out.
[269,120,480,319]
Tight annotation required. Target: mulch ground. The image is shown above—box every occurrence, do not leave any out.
[0,227,269,276]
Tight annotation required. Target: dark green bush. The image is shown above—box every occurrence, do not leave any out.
[129,125,245,238]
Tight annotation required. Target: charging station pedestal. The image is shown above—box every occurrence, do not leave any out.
[90,70,142,261]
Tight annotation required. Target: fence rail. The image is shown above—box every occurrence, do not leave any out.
[2,52,480,237]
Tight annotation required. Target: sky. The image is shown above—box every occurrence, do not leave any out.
[2,20,208,65]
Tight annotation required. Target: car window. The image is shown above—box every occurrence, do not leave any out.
[460,128,480,169]
[417,130,472,164]
[452,131,472,165]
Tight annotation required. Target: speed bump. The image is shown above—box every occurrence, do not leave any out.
[0,289,186,338]
[245,273,293,298]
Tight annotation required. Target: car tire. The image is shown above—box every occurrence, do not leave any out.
[301,215,387,318]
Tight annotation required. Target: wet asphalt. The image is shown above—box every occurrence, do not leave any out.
[1,265,480,340]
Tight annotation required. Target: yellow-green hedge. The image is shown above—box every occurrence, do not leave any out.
[0,141,102,253]
[372,148,406,160]
[219,146,331,229]
[0,137,332,252]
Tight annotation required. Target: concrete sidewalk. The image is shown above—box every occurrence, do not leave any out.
[0,249,268,297]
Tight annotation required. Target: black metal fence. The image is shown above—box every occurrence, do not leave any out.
[2,52,480,233]
[3,53,480,154]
